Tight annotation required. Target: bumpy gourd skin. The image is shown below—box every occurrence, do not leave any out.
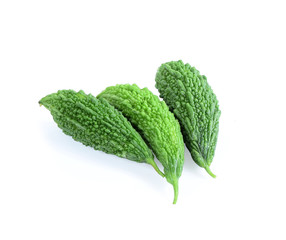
[39,90,164,177]
[98,84,184,204]
[155,60,221,178]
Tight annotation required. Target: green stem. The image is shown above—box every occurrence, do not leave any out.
[205,165,216,178]
[147,158,165,178]
[172,179,179,204]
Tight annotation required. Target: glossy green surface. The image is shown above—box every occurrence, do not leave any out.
[39,89,164,177]
[98,84,184,203]
[156,60,221,177]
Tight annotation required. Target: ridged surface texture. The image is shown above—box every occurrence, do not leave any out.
[155,60,221,178]
[98,84,184,204]
[39,89,164,177]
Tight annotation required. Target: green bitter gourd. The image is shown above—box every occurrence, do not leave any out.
[98,84,184,204]
[155,60,221,178]
[39,89,164,177]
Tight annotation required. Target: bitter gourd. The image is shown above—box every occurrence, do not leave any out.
[39,89,164,177]
[98,84,185,204]
[155,60,221,178]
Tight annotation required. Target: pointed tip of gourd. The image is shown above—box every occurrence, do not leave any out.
[205,165,216,178]
[39,96,47,106]
[146,158,165,178]
[172,180,179,204]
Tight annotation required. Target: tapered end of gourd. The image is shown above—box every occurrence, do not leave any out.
[146,158,165,178]
[39,99,44,106]
[172,179,179,204]
[39,95,52,108]
[205,165,216,178]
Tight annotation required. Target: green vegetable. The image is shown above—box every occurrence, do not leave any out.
[155,60,221,178]
[39,89,164,177]
[98,84,184,204]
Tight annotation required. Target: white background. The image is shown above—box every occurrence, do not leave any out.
[1,0,285,239]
